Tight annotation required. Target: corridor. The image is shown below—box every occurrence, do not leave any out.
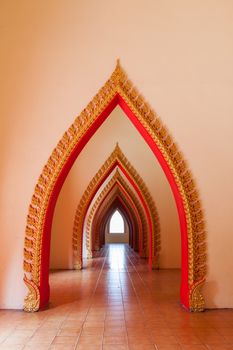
[0,244,233,349]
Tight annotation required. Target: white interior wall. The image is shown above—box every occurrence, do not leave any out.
[0,0,233,309]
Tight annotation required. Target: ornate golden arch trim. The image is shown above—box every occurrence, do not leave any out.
[92,186,143,253]
[72,145,160,268]
[80,169,152,260]
[23,61,206,312]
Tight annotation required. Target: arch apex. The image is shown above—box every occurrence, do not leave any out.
[23,61,206,312]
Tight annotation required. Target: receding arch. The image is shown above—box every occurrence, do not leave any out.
[93,194,141,253]
[91,187,143,255]
[95,197,139,252]
[77,172,145,259]
[90,189,141,254]
[23,61,206,312]
[85,183,143,257]
[72,145,159,270]
[79,169,151,260]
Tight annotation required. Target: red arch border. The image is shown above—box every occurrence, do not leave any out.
[80,167,152,266]
[88,184,143,254]
[86,180,145,256]
[102,186,143,254]
[94,197,138,251]
[40,93,189,309]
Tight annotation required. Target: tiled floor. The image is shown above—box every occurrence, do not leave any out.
[0,244,233,350]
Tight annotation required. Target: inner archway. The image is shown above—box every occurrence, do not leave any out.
[109,210,125,234]
[80,167,153,260]
[106,209,128,244]
[72,147,160,269]
[96,197,137,252]
[23,61,206,312]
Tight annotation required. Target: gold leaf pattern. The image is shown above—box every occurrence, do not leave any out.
[72,145,160,269]
[80,169,157,266]
[23,61,206,312]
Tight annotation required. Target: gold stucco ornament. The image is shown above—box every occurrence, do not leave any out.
[23,60,206,312]
[23,275,40,312]
[189,278,205,312]
[72,144,160,269]
[76,165,159,264]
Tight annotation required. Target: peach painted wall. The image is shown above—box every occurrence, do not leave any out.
[0,0,233,309]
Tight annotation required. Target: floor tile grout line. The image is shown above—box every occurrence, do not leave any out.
[76,251,107,349]
[126,247,225,349]
[123,245,158,350]
[117,244,130,350]
[2,244,233,350]
[51,249,107,350]
[126,245,182,349]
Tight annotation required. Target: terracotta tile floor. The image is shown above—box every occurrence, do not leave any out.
[0,244,233,349]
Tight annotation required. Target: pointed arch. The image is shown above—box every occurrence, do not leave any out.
[77,169,152,261]
[23,61,206,312]
[72,145,159,269]
[92,191,142,254]
[84,182,143,258]
[95,196,139,251]
[77,173,145,259]
[91,186,143,255]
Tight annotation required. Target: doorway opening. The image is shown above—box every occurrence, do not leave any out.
[109,210,125,234]
[23,61,206,312]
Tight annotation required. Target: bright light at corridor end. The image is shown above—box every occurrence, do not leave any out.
[109,210,125,233]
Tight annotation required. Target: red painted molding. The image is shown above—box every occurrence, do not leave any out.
[89,185,142,253]
[81,172,148,263]
[39,93,189,310]
[94,197,138,251]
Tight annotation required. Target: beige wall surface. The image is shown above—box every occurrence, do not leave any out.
[0,0,233,309]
